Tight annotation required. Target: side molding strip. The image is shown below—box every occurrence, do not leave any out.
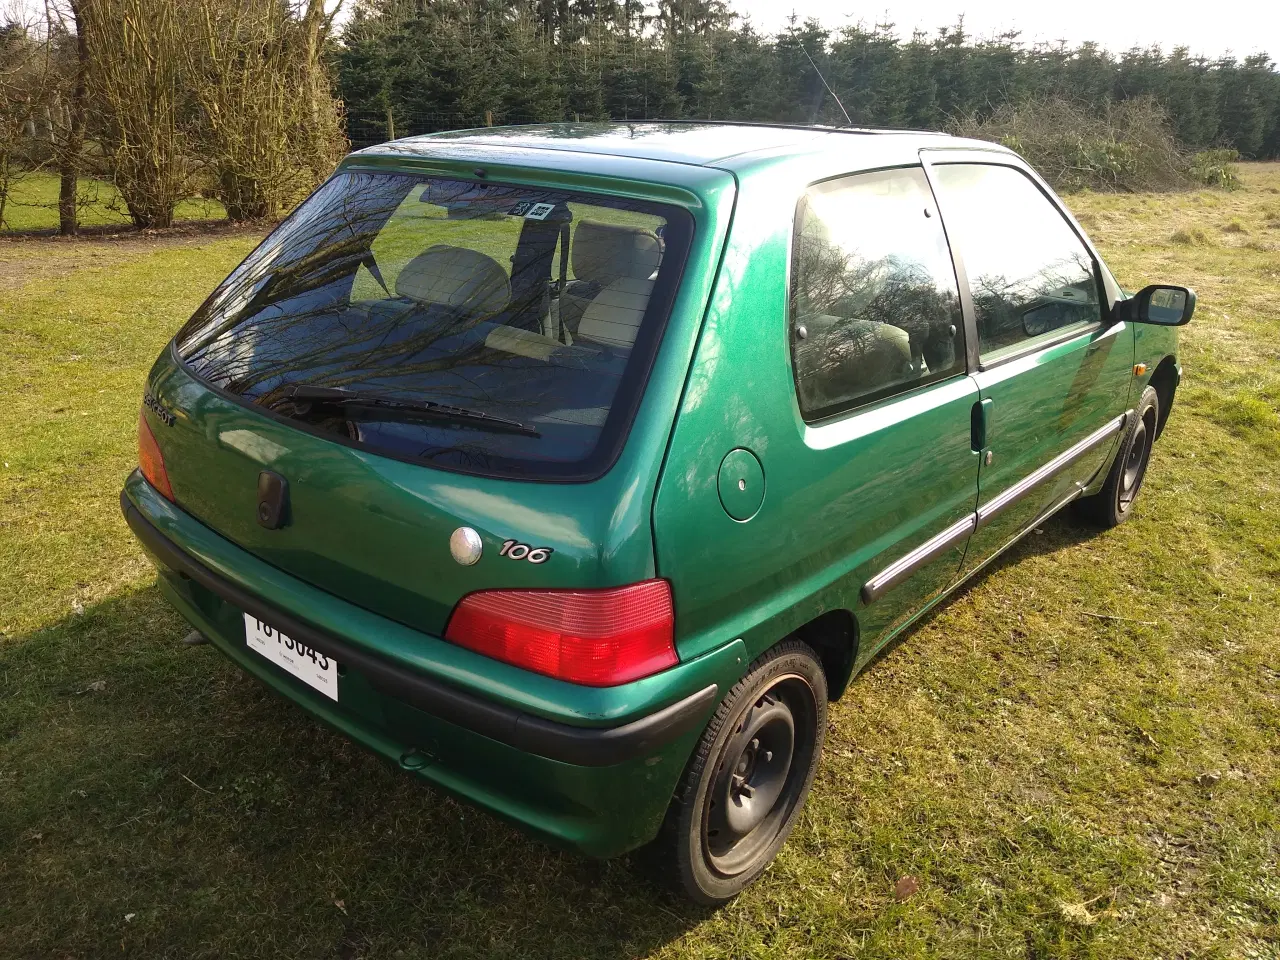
[860,410,1131,606]
[861,513,977,605]
[975,411,1131,530]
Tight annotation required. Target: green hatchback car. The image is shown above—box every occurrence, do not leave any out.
[122,122,1194,903]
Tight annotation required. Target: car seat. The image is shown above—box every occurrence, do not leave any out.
[562,221,661,347]
[395,245,510,316]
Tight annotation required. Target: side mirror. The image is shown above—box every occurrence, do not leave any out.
[1022,302,1062,337]
[1118,284,1196,326]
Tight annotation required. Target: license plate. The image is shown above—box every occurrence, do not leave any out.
[243,613,339,701]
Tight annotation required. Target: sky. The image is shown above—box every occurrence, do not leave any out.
[729,0,1278,60]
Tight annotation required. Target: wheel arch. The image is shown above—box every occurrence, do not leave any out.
[1148,356,1179,441]
[789,609,859,701]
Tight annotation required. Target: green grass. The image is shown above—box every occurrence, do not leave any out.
[0,170,225,232]
[3,168,1280,958]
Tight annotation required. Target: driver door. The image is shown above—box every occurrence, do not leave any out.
[927,159,1134,570]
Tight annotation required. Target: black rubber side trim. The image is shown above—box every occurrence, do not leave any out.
[121,487,718,767]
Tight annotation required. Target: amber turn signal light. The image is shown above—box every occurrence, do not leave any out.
[138,408,175,501]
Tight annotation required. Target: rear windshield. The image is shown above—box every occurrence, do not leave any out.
[175,170,691,480]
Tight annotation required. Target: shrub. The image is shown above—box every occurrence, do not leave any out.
[72,0,345,229]
[83,0,193,229]
[1171,227,1210,245]
[1191,149,1241,190]
[951,97,1208,193]
[185,0,347,222]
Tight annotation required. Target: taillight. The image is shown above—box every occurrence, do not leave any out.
[138,408,174,501]
[444,579,677,686]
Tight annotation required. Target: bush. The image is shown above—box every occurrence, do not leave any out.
[951,97,1209,193]
[83,0,193,229]
[1171,227,1210,245]
[1191,149,1241,190]
[186,0,347,222]
[72,0,345,230]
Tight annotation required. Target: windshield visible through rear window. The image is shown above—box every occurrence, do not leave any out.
[175,170,691,480]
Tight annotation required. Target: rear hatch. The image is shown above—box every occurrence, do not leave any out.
[144,160,716,637]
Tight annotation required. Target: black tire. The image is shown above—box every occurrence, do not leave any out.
[651,640,827,905]
[1076,385,1159,528]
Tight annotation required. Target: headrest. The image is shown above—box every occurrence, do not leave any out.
[395,245,509,314]
[572,220,661,286]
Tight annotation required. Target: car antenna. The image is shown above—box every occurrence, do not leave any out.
[801,44,852,127]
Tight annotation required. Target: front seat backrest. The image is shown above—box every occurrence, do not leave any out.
[572,220,661,287]
[571,221,662,349]
[577,277,654,349]
[395,245,510,315]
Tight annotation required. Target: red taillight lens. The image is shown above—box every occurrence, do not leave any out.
[444,579,677,686]
[138,408,174,501]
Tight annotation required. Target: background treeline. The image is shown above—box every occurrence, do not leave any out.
[3,0,1277,233]
[336,0,1280,161]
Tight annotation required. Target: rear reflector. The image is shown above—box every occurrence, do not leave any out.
[444,579,677,686]
[138,408,174,501]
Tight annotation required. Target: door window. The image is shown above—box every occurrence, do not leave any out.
[789,166,964,421]
[933,163,1101,360]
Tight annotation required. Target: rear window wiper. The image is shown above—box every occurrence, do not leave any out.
[275,384,540,437]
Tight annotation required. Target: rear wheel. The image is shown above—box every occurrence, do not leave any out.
[1077,385,1159,528]
[652,641,827,905]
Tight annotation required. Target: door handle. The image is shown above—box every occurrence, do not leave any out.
[971,398,993,452]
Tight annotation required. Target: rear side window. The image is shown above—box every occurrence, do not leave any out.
[932,163,1100,360]
[790,166,964,422]
[175,171,691,481]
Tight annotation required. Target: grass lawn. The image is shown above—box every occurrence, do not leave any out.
[0,170,224,232]
[1,166,1278,959]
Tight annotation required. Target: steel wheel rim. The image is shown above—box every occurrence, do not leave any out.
[703,674,817,877]
[1119,414,1152,509]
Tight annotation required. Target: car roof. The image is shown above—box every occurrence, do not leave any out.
[351,121,996,173]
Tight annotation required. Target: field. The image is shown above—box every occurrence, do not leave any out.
[2,165,1279,959]
[0,171,224,233]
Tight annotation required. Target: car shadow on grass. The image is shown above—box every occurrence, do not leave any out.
[860,505,1105,671]
[1,585,706,959]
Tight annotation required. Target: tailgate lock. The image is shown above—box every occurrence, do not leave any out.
[450,526,484,566]
[256,471,290,529]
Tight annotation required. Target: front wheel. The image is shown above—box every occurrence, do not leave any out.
[651,641,827,905]
[1076,385,1159,528]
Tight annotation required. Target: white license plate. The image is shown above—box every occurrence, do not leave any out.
[243,613,339,701]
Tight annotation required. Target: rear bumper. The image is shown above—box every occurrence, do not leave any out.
[121,472,743,857]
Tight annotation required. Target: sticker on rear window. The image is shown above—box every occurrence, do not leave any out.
[511,201,555,220]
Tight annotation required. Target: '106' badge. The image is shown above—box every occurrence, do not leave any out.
[499,540,553,563]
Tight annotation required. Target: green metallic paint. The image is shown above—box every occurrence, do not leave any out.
[126,473,745,728]
[126,473,748,857]
[387,121,832,167]
[147,153,736,643]
[650,157,983,675]
[157,565,717,857]
[716,448,764,521]
[124,124,1185,861]
[964,319,1135,572]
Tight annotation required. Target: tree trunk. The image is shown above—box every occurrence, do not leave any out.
[59,0,90,236]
